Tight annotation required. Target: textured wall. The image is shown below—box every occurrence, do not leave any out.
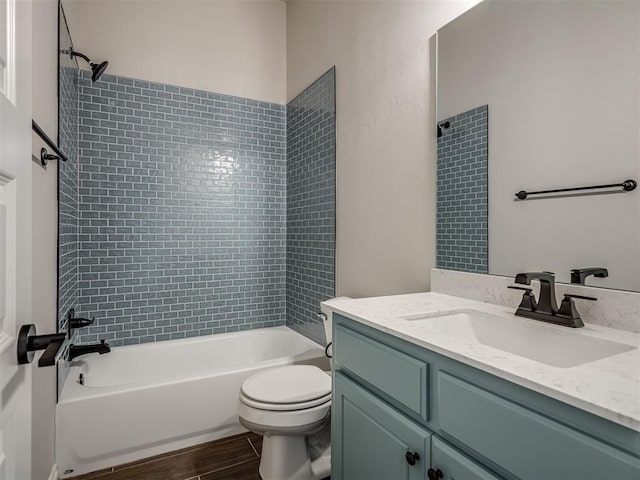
[436,105,488,273]
[286,0,483,298]
[63,0,286,104]
[286,68,336,345]
[74,72,286,346]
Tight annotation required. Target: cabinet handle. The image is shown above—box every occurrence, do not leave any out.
[427,468,444,479]
[405,451,420,466]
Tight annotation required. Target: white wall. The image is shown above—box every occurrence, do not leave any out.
[31,0,59,478]
[63,0,287,104]
[438,0,640,291]
[287,0,481,298]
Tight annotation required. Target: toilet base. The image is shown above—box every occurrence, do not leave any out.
[259,433,331,480]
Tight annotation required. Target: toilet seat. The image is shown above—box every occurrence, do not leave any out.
[240,391,331,411]
[240,365,331,412]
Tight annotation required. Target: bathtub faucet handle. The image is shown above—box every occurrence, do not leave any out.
[68,308,96,330]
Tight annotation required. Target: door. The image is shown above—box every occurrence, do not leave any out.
[0,0,33,478]
[431,437,502,480]
[333,371,431,480]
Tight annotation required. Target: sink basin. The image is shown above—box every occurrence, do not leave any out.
[400,309,635,368]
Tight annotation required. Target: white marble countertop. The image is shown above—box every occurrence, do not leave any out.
[321,292,640,431]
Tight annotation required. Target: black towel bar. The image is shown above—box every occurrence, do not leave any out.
[32,119,68,166]
[515,179,637,200]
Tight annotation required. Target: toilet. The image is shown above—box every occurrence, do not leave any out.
[238,300,343,480]
[238,365,331,480]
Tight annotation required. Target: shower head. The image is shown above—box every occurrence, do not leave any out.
[69,49,109,82]
[91,61,109,82]
[437,121,451,138]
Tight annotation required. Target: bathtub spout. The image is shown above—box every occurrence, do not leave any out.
[69,340,111,360]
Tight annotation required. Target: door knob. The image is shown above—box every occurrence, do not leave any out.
[427,468,444,479]
[17,324,66,367]
[405,451,420,466]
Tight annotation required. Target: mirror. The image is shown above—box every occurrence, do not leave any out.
[436,0,639,292]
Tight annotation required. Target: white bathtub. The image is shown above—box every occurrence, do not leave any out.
[56,326,327,478]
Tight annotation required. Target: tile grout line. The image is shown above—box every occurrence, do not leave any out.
[246,437,260,458]
[193,458,259,480]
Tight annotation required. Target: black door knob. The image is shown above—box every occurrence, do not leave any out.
[405,451,420,466]
[427,468,444,479]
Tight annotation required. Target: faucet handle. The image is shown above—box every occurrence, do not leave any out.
[67,308,96,330]
[69,317,95,329]
[563,293,597,301]
[508,286,537,312]
[557,294,597,327]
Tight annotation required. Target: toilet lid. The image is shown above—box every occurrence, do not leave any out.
[241,365,331,405]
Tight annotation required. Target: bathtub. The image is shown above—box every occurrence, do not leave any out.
[56,326,328,478]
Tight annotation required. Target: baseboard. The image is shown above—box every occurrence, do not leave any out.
[48,464,58,480]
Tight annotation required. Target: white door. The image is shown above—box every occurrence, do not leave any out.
[0,0,33,478]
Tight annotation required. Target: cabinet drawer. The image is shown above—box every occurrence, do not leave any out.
[438,372,640,479]
[334,324,428,420]
[432,437,502,480]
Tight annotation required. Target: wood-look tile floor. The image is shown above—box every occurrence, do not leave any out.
[69,433,263,480]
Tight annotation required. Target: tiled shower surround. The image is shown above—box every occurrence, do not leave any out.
[58,8,80,337]
[286,68,336,345]
[436,105,488,274]
[74,72,287,345]
[64,70,336,347]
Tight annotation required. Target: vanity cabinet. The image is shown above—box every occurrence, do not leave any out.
[332,314,640,480]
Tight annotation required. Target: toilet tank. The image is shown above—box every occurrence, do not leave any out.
[320,297,350,350]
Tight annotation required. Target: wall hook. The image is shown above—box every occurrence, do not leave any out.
[40,148,60,166]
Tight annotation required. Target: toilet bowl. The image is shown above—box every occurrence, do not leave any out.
[238,364,332,480]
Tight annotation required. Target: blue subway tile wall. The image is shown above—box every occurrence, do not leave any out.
[58,40,79,335]
[285,68,336,345]
[436,105,488,273]
[74,71,287,346]
[57,5,80,387]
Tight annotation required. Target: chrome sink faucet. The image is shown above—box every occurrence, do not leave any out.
[508,272,596,328]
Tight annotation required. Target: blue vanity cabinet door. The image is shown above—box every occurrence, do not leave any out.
[437,372,640,480]
[333,371,432,480]
[431,437,502,480]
